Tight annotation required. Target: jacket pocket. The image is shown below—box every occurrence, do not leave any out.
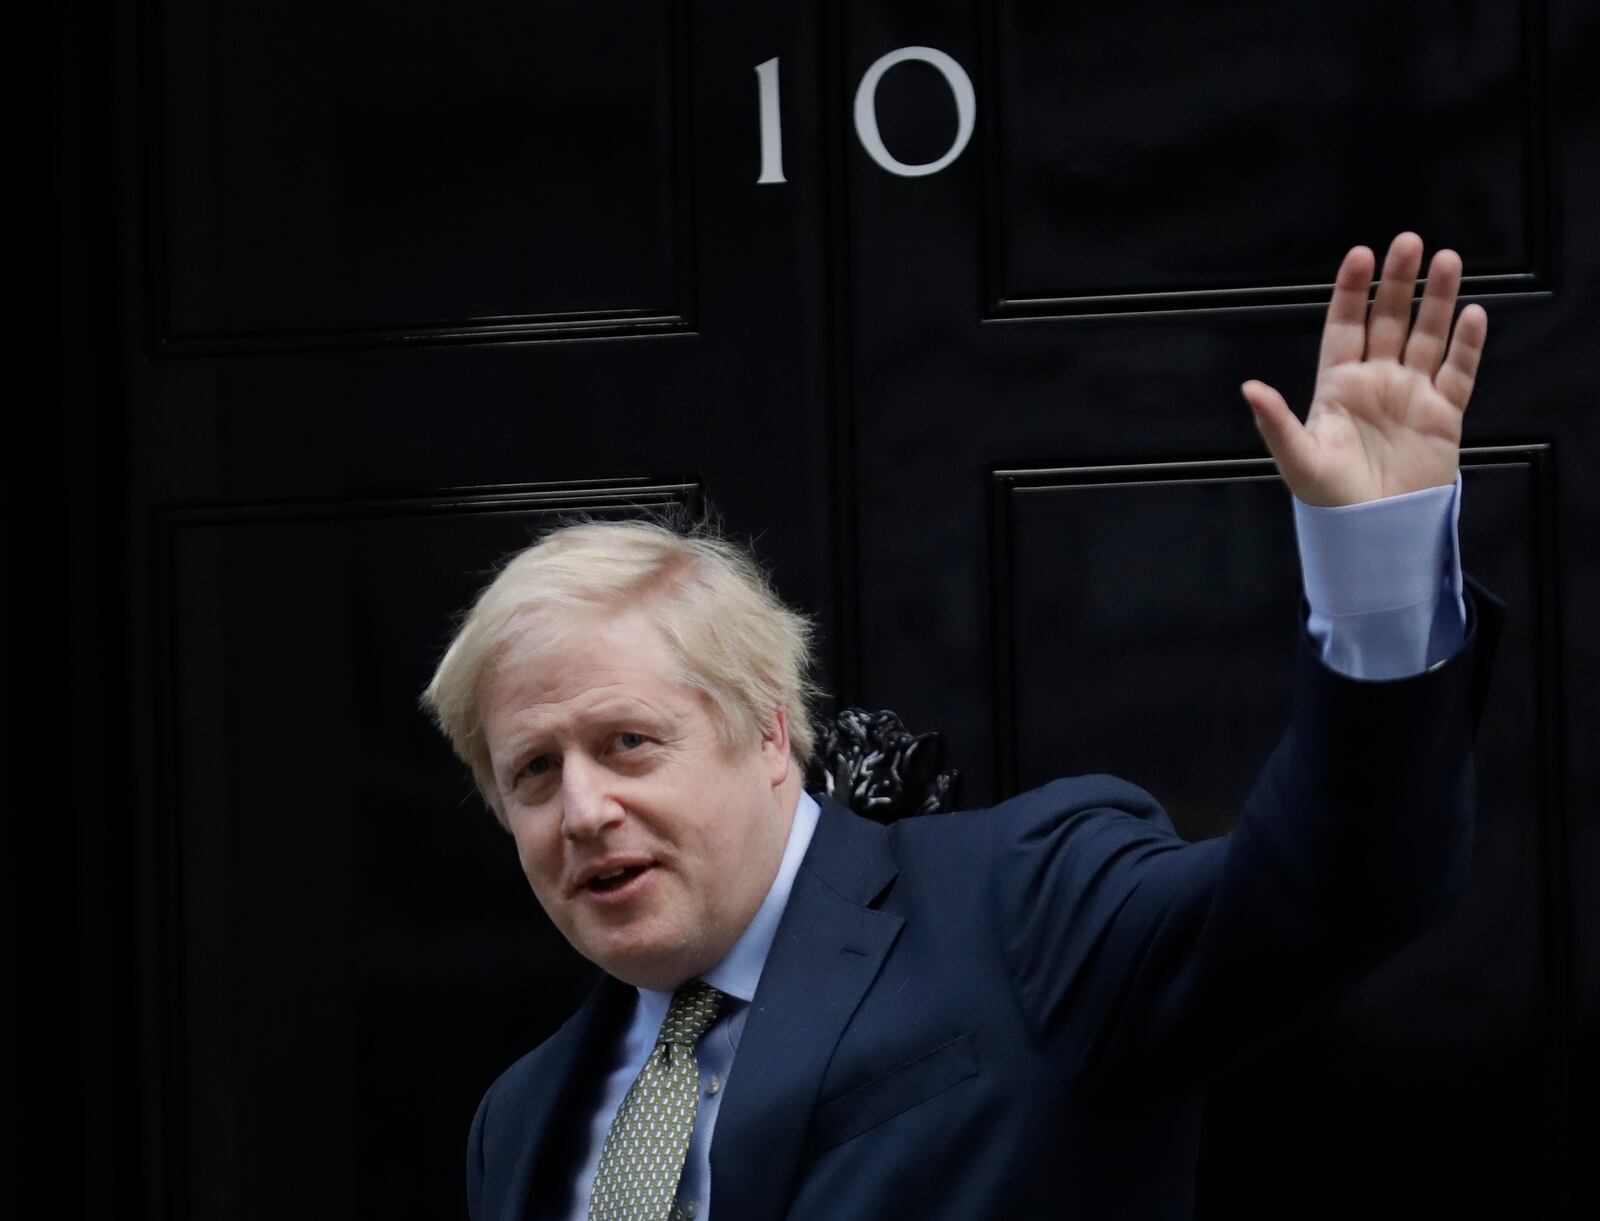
[810,1032,979,1151]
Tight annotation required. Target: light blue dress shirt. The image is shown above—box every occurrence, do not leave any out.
[563,478,1466,1221]
[1296,476,1464,678]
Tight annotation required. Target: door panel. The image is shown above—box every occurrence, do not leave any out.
[158,488,693,1218]
[156,0,691,345]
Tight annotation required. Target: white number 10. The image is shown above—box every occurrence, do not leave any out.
[755,46,977,184]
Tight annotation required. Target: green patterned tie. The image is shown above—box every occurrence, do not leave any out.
[587,980,727,1221]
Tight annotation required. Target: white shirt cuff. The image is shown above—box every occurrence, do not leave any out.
[1293,475,1466,679]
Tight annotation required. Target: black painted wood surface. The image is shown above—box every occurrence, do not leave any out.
[22,0,1598,1217]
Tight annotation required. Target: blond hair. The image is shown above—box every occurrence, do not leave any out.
[422,519,818,824]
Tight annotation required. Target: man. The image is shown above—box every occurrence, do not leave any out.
[424,233,1496,1220]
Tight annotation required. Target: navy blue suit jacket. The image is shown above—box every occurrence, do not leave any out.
[467,590,1499,1221]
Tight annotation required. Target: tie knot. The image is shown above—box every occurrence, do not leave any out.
[658,980,725,1048]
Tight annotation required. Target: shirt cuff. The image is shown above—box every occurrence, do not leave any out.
[1293,475,1466,680]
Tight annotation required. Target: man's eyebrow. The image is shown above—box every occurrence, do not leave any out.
[584,701,673,729]
[513,700,673,744]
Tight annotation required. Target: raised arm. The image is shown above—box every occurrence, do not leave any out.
[998,235,1499,1096]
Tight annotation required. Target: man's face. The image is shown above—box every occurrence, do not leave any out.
[481,605,794,990]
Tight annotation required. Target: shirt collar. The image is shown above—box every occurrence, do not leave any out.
[637,790,821,1012]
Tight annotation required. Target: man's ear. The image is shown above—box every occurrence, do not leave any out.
[760,706,792,787]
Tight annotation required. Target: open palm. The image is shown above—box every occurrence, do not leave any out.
[1242,232,1488,507]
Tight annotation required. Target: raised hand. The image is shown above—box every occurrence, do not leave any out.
[1241,232,1488,507]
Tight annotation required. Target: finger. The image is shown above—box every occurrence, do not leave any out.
[1435,303,1488,413]
[1403,248,1463,378]
[1316,245,1376,379]
[1242,380,1323,491]
[1366,232,1425,362]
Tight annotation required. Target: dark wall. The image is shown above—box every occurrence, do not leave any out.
[22,0,1598,1217]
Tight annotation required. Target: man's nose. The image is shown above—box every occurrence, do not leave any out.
[559,756,624,839]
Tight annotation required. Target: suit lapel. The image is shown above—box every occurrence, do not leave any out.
[495,973,633,1221]
[709,798,902,1221]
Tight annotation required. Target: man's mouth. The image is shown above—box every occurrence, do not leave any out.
[587,863,652,893]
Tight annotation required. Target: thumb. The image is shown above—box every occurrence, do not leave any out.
[1241,380,1319,488]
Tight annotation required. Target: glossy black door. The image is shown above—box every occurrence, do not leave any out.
[34,0,1598,1217]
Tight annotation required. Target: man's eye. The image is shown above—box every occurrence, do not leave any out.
[522,755,554,778]
[616,732,648,751]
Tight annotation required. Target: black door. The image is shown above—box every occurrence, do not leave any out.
[28,0,1596,1217]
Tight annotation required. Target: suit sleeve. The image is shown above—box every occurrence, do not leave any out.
[993,582,1501,1097]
